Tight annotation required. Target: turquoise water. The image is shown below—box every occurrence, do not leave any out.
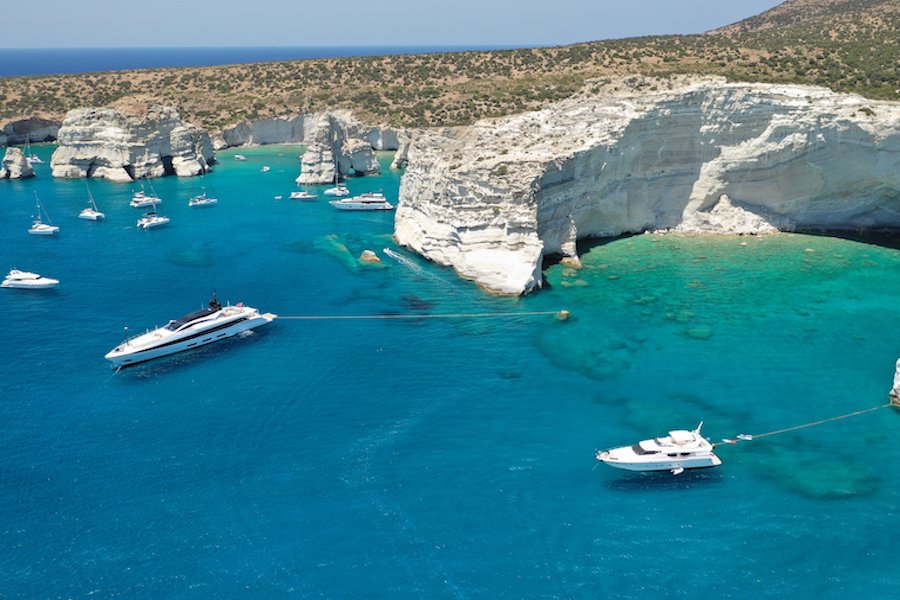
[2,145,899,598]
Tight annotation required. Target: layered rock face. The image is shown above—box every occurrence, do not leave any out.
[0,147,35,179]
[50,106,214,182]
[339,138,380,175]
[0,117,60,146]
[296,143,337,185]
[395,77,900,295]
[218,111,402,151]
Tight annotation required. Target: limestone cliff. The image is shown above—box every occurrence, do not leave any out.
[218,111,402,151]
[0,117,60,146]
[0,147,35,179]
[50,106,214,182]
[296,142,337,185]
[395,77,900,295]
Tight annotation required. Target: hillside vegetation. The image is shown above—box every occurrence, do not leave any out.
[0,0,896,131]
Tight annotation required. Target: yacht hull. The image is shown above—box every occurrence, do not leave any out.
[105,312,275,366]
[596,452,722,472]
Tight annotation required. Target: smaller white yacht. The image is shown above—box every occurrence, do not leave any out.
[28,195,60,235]
[2,269,59,289]
[261,166,270,173]
[130,186,162,208]
[79,188,105,220]
[290,191,317,201]
[137,210,170,229]
[234,154,247,161]
[188,192,218,208]
[28,154,44,164]
[596,422,722,475]
[105,294,276,366]
[329,192,394,211]
[323,184,350,197]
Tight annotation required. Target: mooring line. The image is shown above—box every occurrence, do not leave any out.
[728,402,893,443]
[276,310,567,321]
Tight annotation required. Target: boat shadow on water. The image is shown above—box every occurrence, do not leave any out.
[601,467,727,492]
[111,327,273,380]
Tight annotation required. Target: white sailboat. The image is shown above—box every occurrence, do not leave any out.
[28,193,60,235]
[24,135,43,164]
[79,185,105,220]
[130,180,162,208]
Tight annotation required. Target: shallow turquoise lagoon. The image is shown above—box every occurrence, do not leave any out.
[1,144,899,597]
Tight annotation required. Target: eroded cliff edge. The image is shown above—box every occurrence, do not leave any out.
[395,76,900,295]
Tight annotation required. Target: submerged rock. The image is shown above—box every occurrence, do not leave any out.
[395,76,900,295]
[0,147,35,179]
[50,105,214,181]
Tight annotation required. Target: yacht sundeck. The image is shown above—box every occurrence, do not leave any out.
[2,269,59,289]
[329,192,394,211]
[596,422,722,475]
[105,294,276,366]
[290,191,317,200]
[136,211,170,229]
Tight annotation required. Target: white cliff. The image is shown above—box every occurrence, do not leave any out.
[0,147,35,179]
[339,138,380,176]
[296,142,336,185]
[218,111,402,151]
[0,117,60,146]
[50,106,214,182]
[395,77,900,295]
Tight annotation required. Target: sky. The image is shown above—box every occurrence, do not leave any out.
[3,0,785,48]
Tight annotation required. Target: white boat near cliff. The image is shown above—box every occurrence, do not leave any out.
[79,187,105,220]
[596,422,722,475]
[130,184,162,208]
[330,192,393,211]
[28,195,60,235]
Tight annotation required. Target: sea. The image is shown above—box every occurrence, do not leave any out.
[0,46,513,78]
[1,144,900,598]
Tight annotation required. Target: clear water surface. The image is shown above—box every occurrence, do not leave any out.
[1,145,899,598]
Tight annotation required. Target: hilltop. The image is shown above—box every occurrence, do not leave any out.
[0,0,896,132]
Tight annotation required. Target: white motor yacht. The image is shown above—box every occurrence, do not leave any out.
[130,188,162,208]
[329,192,394,211]
[596,422,722,475]
[137,211,170,229]
[261,166,271,173]
[104,294,276,366]
[290,191,317,200]
[188,192,218,208]
[2,269,59,289]
[234,154,247,161]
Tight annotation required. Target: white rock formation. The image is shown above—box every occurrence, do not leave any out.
[50,106,214,182]
[296,143,336,185]
[339,138,380,175]
[0,117,60,146]
[0,147,35,179]
[395,77,900,295]
[390,132,413,170]
[218,111,403,151]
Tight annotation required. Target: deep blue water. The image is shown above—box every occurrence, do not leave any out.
[0,46,512,78]
[1,145,900,597]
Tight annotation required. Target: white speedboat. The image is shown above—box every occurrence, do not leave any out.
[137,211,170,229]
[28,155,44,164]
[261,166,270,173]
[79,188,105,220]
[329,192,394,211]
[290,190,317,200]
[188,192,218,208]
[323,184,350,197]
[596,422,722,475]
[28,195,60,235]
[234,154,247,161]
[2,269,59,289]
[130,188,162,208]
[104,295,276,366]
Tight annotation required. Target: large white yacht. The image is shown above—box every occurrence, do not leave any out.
[329,192,394,211]
[105,295,276,366]
[596,422,722,475]
[2,269,59,289]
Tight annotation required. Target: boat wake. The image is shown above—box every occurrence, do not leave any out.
[383,247,451,287]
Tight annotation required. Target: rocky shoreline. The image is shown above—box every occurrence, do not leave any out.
[394,76,900,295]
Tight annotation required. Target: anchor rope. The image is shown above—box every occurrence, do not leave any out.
[732,402,892,442]
[275,310,565,321]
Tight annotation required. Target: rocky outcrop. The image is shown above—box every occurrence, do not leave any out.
[296,142,336,185]
[395,77,900,295]
[0,117,60,146]
[50,106,214,182]
[339,138,380,176]
[218,111,403,151]
[390,132,413,170]
[0,147,35,179]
